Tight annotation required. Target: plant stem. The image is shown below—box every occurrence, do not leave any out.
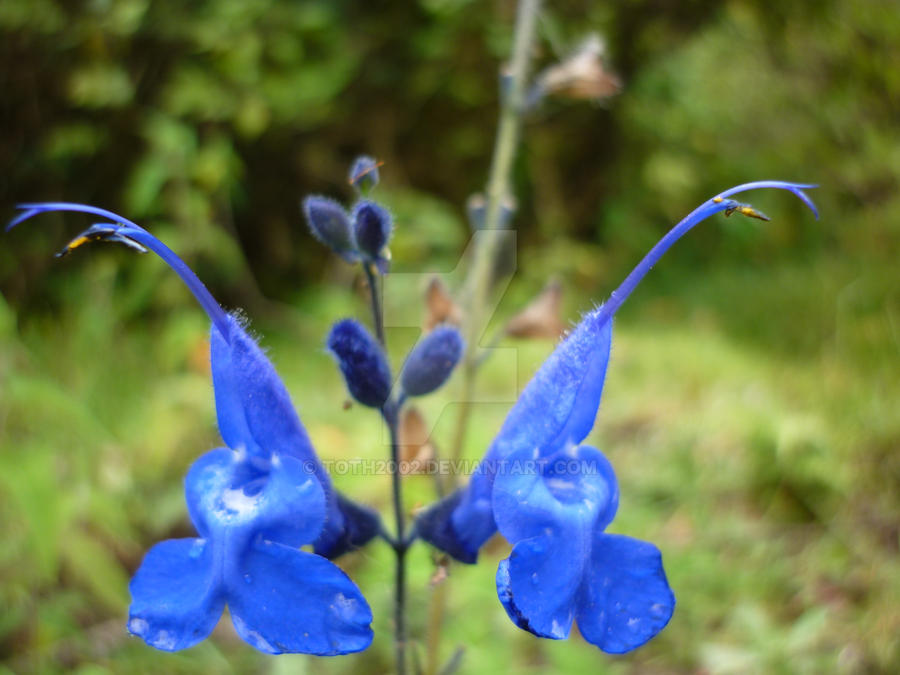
[424,579,448,675]
[450,0,541,477]
[384,405,408,675]
[365,249,405,673]
[364,263,385,346]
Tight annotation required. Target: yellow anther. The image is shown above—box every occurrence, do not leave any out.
[66,235,91,250]
[713,196,724,203]
[739,206,770,221]
[723,203,770,221]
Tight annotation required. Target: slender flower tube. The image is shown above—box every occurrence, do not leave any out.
[8,203,378,654]
[415,182,818,651]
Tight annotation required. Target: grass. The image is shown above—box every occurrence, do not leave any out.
[0,249,897,674]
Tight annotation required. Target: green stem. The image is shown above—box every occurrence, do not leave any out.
[364,263,385,346]
[450,0,541,477]
[384,403,408,675]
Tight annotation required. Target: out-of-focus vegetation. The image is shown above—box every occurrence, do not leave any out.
[1,0,898,673]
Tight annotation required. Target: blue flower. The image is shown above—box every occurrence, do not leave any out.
[416,182,818,649]
[417,308,615,564]
[129,446,372,654]
[8,203,378,654]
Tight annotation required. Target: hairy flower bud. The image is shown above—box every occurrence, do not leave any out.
[351,200,392,272]
[400,326,464,397]
[348,156,380,193]
[302,195,358,263]
[326,319,392,408]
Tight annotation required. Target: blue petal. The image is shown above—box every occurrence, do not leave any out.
[227,540,373,655]
[576,534,675,654]
[492,446,618,550]
[496,312,613,459]
[185,449,326,549]
[490,447,618,639]
[447,465,499,561]
[496,558,530,632]
[715,181,818,219]
[496,535,584,639]
[209,315,351,551]
[229,317,319,465]
[184,447,233,538]
[210,322,260,456]
[253,454,326,547]
[128,538,224,652]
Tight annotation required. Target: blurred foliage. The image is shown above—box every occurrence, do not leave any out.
[1,0,898,673]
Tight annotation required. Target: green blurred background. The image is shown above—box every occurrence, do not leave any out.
[1,0,898,673]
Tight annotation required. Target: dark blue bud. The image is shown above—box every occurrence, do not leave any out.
[302,196,359,263]
[400,326,464,397]
[351,200,392,268]
[326,319,392,408]
[315,492,383,560]
[415,489,478,564]
[348,156,380,193]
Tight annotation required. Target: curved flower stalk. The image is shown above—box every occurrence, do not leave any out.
[416,182,818,651]
[8,203,377,654]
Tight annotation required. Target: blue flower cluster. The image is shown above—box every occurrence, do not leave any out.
[8,176,817,659]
